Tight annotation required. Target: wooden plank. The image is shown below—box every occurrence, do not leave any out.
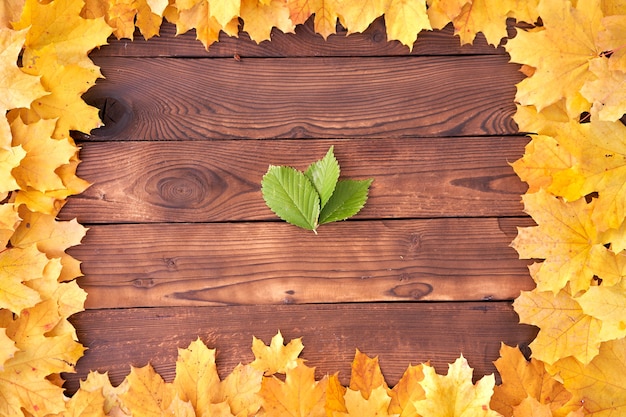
[65,302,538,394]
[79,55,523,141]
[92,18,506,58]
[69,218,534,309]
[62,137,528,223]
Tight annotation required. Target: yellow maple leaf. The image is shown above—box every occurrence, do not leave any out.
[11,208,87,281]
[454,0,539,46]
[259,362,328,417]
[0,203,20,247]
[597,15,626,66]
[511,134,575,194]
[0,145,26,194]
[576,280,626,342]
[10,117,78,192]
[0,27,47,148]
[219,363,263,416]
[513,101,573,137]
[0,328,18,371]
[287,0,339,39]
[511,397,584,417]
[174,338,221,416]
[331,385,395,417]
[13,0,112,68]
[412,355,500,417]
[0,0,25,29]
[51,385,107,417]
[0,298,85,416]
[349,349,389,400]
[240,0,294,43]
[105,0,164,40]
[119,364,178,417]
[426,0,470,30]
[11,208,87,258]
[169,0,239,49]
[106,0,138,39]
[549,121,626,232]
[336,0,385,34]
[210,0,241,27]
[587,245,626,286]
[20,47,103,139]
[0,367,66,416]
[512,189,603,294]
[79,371,129,414]
[251,331,304,375]
[505,0,602,116]
[491,344,574,417]
[384,0,431,50]
[0,244,48,314]
[580,57,626,122]
[547,338,626,417]
[514,288,605,365]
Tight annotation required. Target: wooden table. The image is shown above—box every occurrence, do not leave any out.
[62,18,537,393]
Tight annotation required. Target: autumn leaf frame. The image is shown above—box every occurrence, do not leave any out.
[1,0,626,415]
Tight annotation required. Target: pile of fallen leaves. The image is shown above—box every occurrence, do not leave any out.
[0,0,625,415]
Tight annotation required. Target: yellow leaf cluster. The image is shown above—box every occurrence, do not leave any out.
[59,333,501,417]
[82,0,531,51]
[0,0,109,414]
[505,1,626,415]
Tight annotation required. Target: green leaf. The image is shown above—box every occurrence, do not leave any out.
[261,165,320,231]
[305,146,340,209]
[319,178,373,225]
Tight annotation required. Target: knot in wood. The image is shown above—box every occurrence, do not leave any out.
[389,282,433,300]
[149,167,214,209]
[132,278,155,288]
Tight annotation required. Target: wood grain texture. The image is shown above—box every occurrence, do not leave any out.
[80,55,523,141]
[69,218,534,309]
[62,137,528,223]
[65,302,538,394]
[91,18,507,58]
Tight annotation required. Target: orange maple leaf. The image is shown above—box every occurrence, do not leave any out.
[287,0,339,39]
[491,344,575,417]
[259,362,328,417]
[348,349,389,400]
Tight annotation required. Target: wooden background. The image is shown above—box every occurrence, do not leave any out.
[62,17,538,393]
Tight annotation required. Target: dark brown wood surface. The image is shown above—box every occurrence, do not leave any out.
[80,55,522,141]
[68,303,538,393]
[63,20,535,394]
[62,137,527,223]
[69,218,534,309]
